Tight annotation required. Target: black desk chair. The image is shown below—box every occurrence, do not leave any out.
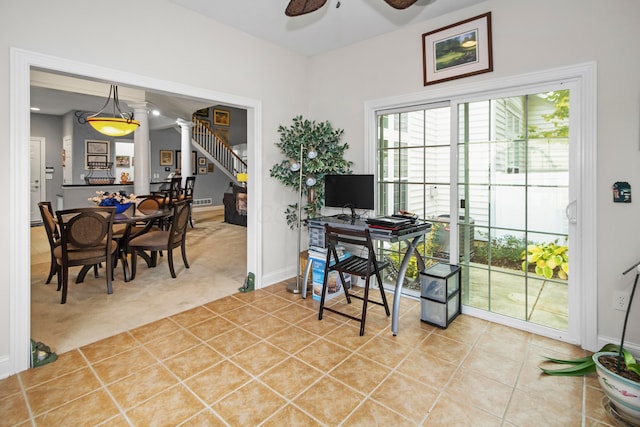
[318,224,390,336]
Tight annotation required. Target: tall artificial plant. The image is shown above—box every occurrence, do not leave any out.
[270,116,353,228]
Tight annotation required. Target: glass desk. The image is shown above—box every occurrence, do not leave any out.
[306,215,431,336]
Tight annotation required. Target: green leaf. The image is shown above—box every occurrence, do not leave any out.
[540,360,595,376]
[543,355,593,364]
[627,362,640,376]
[621,348,638,367]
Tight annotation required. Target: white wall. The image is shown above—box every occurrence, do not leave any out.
[307,0,640,347]
[0,0,308,376]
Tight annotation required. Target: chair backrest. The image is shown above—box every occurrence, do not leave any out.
[323,224,381,275]
[169,200,190,246]
[135,195,162,212]
[55,207,116,264]
[168,177,182,203]
[38,201,59,245]
[184,176,196,199]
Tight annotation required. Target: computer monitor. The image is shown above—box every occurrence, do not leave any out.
[324,174,375,219]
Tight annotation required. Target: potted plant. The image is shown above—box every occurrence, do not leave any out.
[540,262,640,425]
[269,115,353,228]
[592,263,640,424]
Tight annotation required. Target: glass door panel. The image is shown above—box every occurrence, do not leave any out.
[458,90,570,331]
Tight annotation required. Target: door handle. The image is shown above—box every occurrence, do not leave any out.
[565,200,577,224]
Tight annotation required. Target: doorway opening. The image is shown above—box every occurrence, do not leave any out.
[10,47,263,373]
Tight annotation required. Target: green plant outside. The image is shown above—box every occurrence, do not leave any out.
[521,240,569,280]
[381,224,440,288]
[473,233,525,270]
[382,226,569,285]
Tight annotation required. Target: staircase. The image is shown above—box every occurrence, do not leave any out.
[190,116,247,183]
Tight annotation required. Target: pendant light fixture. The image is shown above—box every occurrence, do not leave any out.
[75,85,140,137]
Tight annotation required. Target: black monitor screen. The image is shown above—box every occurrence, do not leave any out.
[324,174,375,214]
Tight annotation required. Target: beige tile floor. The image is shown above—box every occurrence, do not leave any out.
[2,209,617,426]
[2,284,618,426]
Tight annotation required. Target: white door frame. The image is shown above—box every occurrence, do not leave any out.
[30,136,46,223]
[364,62,597,351]
[9,47,263,374]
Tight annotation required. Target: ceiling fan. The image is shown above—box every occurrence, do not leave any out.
[285,0,418,17]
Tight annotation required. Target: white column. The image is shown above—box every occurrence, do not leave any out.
[176,118,194,186]
[130,102,150,196]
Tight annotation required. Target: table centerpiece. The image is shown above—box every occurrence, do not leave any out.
[89,191,137,213]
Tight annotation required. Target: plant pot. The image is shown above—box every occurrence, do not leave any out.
[593,351,640,425]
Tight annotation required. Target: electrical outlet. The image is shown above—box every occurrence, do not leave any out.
[613,290,630,311]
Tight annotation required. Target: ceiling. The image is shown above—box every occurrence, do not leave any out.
[172,0,487,56]
[30,0,485,127]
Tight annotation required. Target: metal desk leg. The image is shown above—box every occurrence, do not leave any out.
[301,257,313,299]
[391,235,426,336]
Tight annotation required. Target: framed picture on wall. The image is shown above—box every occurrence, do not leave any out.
[115,155,130,167]
[159,150,173,166]
[198,167,207,175]
[198,157,206,166]
[213,109,230,126]
[422,12,493,86]
[85,139,110,168]
[175,150,197,174]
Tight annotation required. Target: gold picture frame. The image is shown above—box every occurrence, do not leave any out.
[213,109,230,126]
[159,150,174,166]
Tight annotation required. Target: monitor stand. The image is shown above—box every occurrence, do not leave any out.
[336,205,359,221]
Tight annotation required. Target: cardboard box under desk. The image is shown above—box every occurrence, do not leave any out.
[308,250,351,301]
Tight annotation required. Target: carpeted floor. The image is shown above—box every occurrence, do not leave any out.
[30,208,247,355]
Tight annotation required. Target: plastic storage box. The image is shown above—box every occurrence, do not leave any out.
[419,263,461,328]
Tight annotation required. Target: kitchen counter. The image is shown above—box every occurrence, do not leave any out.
[61,184,134,208]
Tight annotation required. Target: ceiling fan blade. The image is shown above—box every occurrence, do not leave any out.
[383,0,419,9]
[285,0,328,17]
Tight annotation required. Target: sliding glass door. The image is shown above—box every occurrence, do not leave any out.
[376,87,574,334]
[457,90,570,330]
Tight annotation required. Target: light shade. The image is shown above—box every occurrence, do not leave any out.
[237,173,248,183]
[87,117,140,137]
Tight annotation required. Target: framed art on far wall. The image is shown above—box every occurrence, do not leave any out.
[175,150,197,174]
[115,155,130,167]
[198,167,207,175]
[422,12,493,86]
[198,157,206,166]
[159,150,174,166]
[213,109,230,126]
[85,139,110,169]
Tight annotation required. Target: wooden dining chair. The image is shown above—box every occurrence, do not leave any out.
[54,207,118,304]
[38,201,60,285]
[128,200,191,279]
[318,224,390,336]
[153,177,182,208]
[181,176,196,227]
